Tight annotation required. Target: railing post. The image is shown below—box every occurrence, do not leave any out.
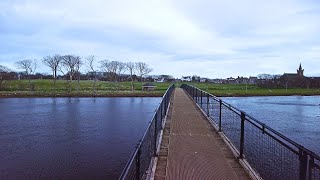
[160,101,163,124]
[309,156,314,180]
[196,89,198,103]
[239,112,245,159]
[299,149,308,180]
[201,91,203,108]
[136,147,141,179]
[164,95,167,114]
[219,99,222,131]
[163,98,165,119]
[154,113,158,156]
[197,89,199,103]
[206,94,210,117]
[192,87,194,99]
[167,93,169,110]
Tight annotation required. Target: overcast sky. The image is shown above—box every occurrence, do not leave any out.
[1,0,320,78]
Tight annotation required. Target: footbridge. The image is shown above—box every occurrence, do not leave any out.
[119,84,320,180]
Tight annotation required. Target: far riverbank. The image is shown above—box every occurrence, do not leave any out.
[211,92,320,97]
[186,82,320,97]
[0,91,164,98]
[1,80,320,98]
[1,90,320,98]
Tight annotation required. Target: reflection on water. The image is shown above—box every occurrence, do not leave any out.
[223,95,320,155]
[0,97,160,179]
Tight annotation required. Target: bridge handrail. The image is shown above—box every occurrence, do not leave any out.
[181,84,320,180]
[119,84,175,180]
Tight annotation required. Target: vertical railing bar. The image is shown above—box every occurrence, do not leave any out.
[154,113,158,156]
[207,93,210,117]
[160,101,163,124]
[308,156,314,180]
[239,112,245,159]
[136,146,141,180]
[193,87,195,100]
[164,95,167,115]
[299,149,308,180]
[219,99,222,132]
[201,90,203,107]
[196,88,198,103]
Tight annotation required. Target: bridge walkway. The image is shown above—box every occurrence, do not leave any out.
[154,88,251,180]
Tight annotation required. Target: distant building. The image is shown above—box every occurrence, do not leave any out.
[208,79,223,84]
[226,77,237,84]
[200,78,207,83]
[192,75,200,82]
[283,63,304,77]
[309,77,320,88]
[150,75,175,82]
[236,76,249,84]
[279,63,310,88]
[248,76,258,84]
[181,76,192,82]
[155,78,165,83]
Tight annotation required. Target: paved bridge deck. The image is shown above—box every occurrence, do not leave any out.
[154,88,251,180]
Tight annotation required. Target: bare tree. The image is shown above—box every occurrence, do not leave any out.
[135,62,152,90]
[42,54,62,89]
[60,55,82,93]
[15,59,37,91]
[75,58,82,93]
[100,60,111,81]
[86,55,98,94]
[109,61,119,84]
[100,60,120,90]
[116,61,125,89]
[125,62,135,91]
[0,65,11,90]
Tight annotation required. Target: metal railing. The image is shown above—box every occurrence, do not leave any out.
[119,84,175,180]
[181,84,320,180]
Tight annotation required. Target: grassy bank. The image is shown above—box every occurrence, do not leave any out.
[0,80,172,97]
[1,80,320,97]
[184,82,320,97]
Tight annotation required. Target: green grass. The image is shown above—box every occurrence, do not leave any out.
[184,82,320,96]
[1,80,320,97]
[0,80,172,97]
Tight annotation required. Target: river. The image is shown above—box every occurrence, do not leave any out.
[0,97,161,179]
[223,95,320,155]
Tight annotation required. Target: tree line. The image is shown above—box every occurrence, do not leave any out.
[0,55,153,93]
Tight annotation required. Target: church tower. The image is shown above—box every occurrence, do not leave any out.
[297,63,304,76]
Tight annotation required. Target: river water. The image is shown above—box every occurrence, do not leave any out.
[223,96,320,155]
[0,97,161,179]
[1,96,319,179]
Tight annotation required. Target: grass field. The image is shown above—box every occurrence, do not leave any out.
[0,80,172,97]
[1,80,320,97]
[184,82,320,96]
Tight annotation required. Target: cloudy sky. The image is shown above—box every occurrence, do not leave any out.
[1,0,320,78]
